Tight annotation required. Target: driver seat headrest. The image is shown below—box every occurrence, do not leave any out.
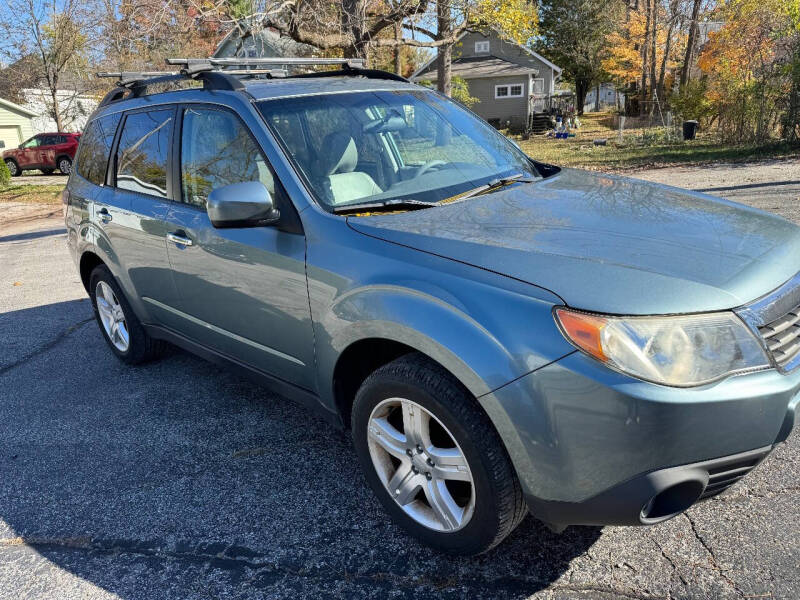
[321,131,358,175]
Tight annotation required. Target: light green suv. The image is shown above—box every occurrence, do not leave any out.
[66,59,800,555]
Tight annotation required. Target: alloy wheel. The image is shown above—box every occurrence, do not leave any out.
[6,161,17,176]
[367,397,475,532]
[59,159,71,174]
[95,281,130,352]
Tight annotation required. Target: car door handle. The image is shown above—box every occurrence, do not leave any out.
[98,208,112,223]
[167,232,193,246]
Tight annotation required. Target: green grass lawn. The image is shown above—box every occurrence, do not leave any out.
[0,184,64,204]
[512,113,800,171]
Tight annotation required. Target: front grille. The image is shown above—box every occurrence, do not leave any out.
[758,307,800,368]
[698,451,768,501]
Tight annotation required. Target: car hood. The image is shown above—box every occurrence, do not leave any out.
[347,168,800,315]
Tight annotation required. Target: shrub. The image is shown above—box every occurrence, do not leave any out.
[0,158,10,188]
[451,76,479,108]
[670,80,714,127]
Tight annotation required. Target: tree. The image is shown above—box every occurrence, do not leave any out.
[96,0,221,72]
[679,0,704,88]
[0,0,93,131]
[537,0,622,115]
[409,0,538,95]
[258,0,436,61]
[603,1,686,113]
[697,0,796,141]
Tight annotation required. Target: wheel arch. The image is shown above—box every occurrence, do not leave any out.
[79,250,105,294]
[323,288,525,430]
[333,338,428,429]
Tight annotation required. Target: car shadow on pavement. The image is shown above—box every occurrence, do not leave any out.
[0,228,67,244]
[0,300,601,599]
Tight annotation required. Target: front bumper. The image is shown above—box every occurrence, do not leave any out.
[479,351,800,529]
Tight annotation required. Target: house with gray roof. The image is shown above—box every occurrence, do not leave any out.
[213,23,315,61]
[411,30,562,131]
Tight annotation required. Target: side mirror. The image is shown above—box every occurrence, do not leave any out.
[206,181,280,228]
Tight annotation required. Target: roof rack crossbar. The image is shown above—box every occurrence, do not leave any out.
[97,71,178,79]
[166,57,366,69]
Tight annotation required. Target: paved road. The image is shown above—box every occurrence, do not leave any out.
[8,172,67,186]
[1,163,799,599]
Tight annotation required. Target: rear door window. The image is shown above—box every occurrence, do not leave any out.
[115,109,174,198]
[75,113,121,186]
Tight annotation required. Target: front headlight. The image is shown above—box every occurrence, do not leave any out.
[554,308,770,387]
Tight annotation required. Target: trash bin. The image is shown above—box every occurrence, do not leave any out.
[683,120,698,141]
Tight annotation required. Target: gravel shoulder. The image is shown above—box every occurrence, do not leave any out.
[629,158,800,222]
[0,160,798,599]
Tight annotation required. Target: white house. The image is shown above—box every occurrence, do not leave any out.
[22,88,97,133]
[583,83,624,113]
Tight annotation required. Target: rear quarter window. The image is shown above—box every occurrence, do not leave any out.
[75,113,121,186]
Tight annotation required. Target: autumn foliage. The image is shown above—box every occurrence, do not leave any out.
[696,0,800,141]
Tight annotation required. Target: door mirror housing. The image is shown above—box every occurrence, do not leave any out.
[206,181,280,228]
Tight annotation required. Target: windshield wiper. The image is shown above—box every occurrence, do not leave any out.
[332,198,438,215]
[332,174,537,215]
[456,173,537,202]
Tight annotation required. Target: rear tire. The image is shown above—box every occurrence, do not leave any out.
[89,264,164,364]
[351,353,527,555]
[5,159,20,177]
[57,156,72,175]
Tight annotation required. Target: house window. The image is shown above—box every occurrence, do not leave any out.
[474,41,490,53]
[495,84,524,99]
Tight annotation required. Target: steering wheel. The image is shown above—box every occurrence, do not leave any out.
[414,160,447,178]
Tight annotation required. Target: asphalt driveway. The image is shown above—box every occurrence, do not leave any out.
[1,162,799,599]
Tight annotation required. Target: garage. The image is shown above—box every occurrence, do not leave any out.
[0,97,36,152]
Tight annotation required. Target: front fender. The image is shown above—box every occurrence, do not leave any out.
[325,285,516,399]
[307,225,577,416]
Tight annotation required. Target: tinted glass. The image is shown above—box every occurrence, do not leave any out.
[116,109,173,198]
[180,107,274,207]
[257,91,538,209]
[75,113,120,185]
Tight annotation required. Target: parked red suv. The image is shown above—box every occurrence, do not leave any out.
[3,132,81,176]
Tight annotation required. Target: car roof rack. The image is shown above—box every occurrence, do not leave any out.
[96,57,407,107]
[166,57,367,70]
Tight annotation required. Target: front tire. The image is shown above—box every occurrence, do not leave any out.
[352,354,527,555]
[5,159,20,176]
[89,264,163,364]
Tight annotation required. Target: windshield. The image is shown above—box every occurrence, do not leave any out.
[257,90,539,212]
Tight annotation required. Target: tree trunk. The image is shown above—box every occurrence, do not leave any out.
[658,7,677,101]
[640,0,652,113]
[394,21,402,75]
[436,1,452,96]
[576,78,590,117]
[595,83,601,112]
[680,0,702,88]
[50,87,63,131]
[341,0,368,59]
[649,0,658,112]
